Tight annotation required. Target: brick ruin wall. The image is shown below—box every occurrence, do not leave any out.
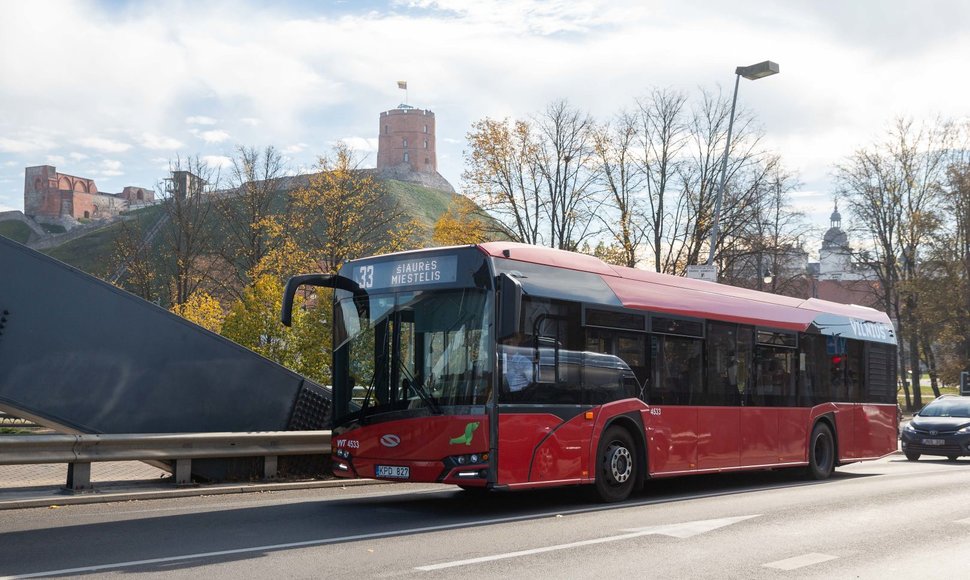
[23,165,153,225]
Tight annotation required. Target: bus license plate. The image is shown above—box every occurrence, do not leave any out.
[375,465,410,479]
[922,438,945,446]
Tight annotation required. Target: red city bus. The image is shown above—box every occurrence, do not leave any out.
[282,242,898,502]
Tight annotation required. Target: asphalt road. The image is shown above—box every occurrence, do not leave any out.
[2,455,970,579]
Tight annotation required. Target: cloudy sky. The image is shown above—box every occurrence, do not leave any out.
[2,0,969,235]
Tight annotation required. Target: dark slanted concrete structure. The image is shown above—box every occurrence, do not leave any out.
[0,236,330,480]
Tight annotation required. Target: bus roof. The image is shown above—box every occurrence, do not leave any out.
[478,242,894,338]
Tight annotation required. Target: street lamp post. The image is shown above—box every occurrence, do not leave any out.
[705,60,780,267]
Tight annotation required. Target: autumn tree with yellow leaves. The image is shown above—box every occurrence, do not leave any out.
[289,143,420,272]
[432,196,490,246]
[221,274,331,384]
[160,142,427,383]
[171,290,225,334]
[215,143,422,383]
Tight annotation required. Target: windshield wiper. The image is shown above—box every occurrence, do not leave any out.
[356,372,379,423]
[399,361,442,415]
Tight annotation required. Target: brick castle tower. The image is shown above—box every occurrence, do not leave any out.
[376,104,453,192]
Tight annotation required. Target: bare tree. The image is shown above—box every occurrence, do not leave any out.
[635,88,690,273]
[463,118,544,244]
[720,158,810,295]
[534,100,600,251]
[217,145,286,293]
[917,124,970,390]
[158,156,220,306]
[110,216,158,302]
[836,117,954,409]
[592,110,647,267]
[463,100,601,250]
[679,88,767,272]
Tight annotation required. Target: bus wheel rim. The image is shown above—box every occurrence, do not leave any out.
[609,445,632,483]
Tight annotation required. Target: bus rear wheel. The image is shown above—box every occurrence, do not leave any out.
[807,422,835,480]
[592,426,637,503]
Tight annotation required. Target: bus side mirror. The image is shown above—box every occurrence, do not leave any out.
[497,273,522,341]
[281,273,367,327]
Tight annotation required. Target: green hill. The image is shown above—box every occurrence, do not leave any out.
[44,204,165,277]
[39,177,465,288]
[383,179,455,230]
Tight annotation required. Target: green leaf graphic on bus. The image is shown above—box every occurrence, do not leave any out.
[449,422,479,445]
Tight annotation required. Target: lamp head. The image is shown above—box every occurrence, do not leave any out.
[736,60,779,80]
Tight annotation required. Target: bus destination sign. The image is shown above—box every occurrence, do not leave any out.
[353,255,458,290]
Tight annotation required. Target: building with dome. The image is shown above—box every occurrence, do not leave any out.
[816,201,870,282]
[721,200,881,308]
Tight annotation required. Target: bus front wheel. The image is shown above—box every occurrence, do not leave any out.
[592,426,637,503]
[807,422,835,480]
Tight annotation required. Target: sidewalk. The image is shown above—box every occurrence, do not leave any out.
[0,462,380,511]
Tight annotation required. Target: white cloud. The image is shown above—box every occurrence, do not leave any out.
[2,0,970,232]
[202,155,233,169]
[0,136,52,153]
[69,152,89,161]
[76,137,132,153]
[341,137,378,152]
[186,115,218,125]
[88,159,124,177]
[46,155,66,165]
[150,157,172,171]
[283,142,308,154]
[140,133,184,150]
[402,0,634,35]
[192,129,231,144]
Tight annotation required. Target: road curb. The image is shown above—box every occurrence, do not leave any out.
[0,478,386,511]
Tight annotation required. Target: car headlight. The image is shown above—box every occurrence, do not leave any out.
[957,425,970,434]
[903,422,918,433]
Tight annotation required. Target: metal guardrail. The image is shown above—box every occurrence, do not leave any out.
[0,431,331,492]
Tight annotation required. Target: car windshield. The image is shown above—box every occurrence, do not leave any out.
[919,398,970,418]
[333,288,493,421]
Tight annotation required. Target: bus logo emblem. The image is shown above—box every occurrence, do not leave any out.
[380,434,401,448]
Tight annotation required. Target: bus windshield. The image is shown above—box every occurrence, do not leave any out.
[333,288,493,422]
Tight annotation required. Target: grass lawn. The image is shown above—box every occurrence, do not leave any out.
[897,375,960,410]
[0,220,33,244]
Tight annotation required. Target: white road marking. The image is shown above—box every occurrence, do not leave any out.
[0,506,759,579]
[764,552,838,571]
[620,515,761,538]
[417,515,760,571]
[3,475,814,579]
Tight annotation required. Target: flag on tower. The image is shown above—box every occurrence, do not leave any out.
[397,81,407,90]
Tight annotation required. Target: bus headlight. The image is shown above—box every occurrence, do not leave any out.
[446,452,488,467]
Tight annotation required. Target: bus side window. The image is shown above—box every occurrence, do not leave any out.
[584,328,644,403]
[500,298,581,404]
[650,335,702,405]
[706,321,741,406]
